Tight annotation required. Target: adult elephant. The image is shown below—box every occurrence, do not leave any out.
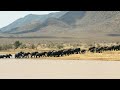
[51,50,63,57]
[36,52,47,58]
[31,52,38,58]
[0,55,5,59]
[88,47,96,53]
[81,49,86,54]
[23,52,31,58]
[113,45,120,51]
[4,54,12,58]
[47,51,55,57]
[74,48,81,54]
[62,49,69,56]
[96,47,104,53]
[15,52,24,58]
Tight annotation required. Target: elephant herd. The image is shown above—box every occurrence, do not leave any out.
[0,54,12,59]
[0,44,120,59]
[88,44,120,53]
[15,48,81,58]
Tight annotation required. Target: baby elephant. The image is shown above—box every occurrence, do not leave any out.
[81,49,86,54]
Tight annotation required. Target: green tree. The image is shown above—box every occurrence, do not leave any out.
[14,41,22,49]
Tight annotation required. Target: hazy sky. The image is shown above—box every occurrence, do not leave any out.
[0,11,60,28]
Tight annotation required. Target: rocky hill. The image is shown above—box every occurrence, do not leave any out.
[1,11,120,39]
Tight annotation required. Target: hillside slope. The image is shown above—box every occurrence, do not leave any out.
[1,11,120,40]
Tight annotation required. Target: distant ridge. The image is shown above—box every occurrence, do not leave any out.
[1,11,120,40]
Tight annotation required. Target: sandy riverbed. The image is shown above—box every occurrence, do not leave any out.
[0,59,120,79]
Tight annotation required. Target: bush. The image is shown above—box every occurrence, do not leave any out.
[2,45,8,50]
[0,45,2,51]
[46,43,55,49]
[5,44,13,49]
[29,44,36,49]
[14,41,22,49]
[20,44,27,49]
[57,44,64,49]
[0,44,13,51]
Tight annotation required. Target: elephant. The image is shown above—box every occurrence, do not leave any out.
[30,52,38,58]
[23,52,31,58]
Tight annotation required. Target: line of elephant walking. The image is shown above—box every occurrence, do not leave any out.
[14,44,120,58]
[89,45,120,53]
[0,44,120,59]
[0,54,12,59]
[15,48,82,58]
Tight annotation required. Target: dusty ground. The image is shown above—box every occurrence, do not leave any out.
[0,59,120,79]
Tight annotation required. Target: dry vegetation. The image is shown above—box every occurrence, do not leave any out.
[0,38,120,61]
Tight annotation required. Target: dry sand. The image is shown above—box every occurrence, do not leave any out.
[0,59,120,79]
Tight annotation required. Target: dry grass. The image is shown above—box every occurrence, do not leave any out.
[68,51,120,61]
[0,38,120,61]
[38,51,120,61]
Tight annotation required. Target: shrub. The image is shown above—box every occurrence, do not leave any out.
[57,44,64,49]
[29,44,36,49]
[0,44,13,51]
[14,41,22,49]
[20,44,27,49]
[46,43,55,49]
[5,44,13,49]
[0,45,2,51]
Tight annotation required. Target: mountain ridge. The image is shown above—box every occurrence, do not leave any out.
[1,11,120,38]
